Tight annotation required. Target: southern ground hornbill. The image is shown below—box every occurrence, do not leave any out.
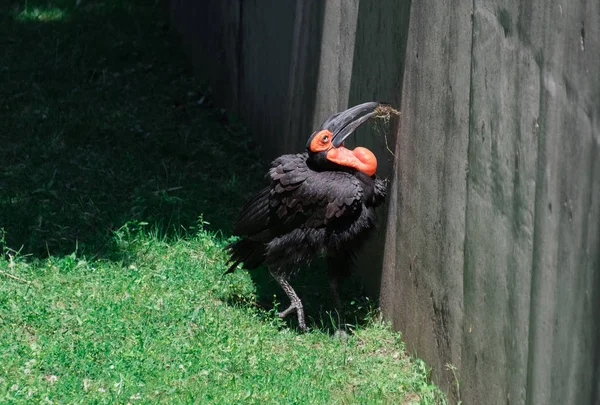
[225,101,392,331]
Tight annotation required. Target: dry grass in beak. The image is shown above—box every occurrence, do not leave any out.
[373,105,401,123]
[372,105,401,157]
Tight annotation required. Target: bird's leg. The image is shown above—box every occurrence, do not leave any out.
[327,253,353,336]
[269,269,306,331]
[328,276,342,312]
[327,254,352,314]
[327,273,349,339]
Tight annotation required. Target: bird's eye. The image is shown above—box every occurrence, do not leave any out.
[322,135,329,143]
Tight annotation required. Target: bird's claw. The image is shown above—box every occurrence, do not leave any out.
[277,304,298,319]
[277,303,307,331]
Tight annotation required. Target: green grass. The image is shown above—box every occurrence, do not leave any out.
[0,1,448,403]
[0,226,446,404]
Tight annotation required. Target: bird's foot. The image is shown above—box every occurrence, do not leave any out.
[268,270,307,331]
[278,304,298,318]
[277,302,306,331]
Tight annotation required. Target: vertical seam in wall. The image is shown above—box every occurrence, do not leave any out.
[593,209,600,405]
[336,0,343,107]
[462,0,476,368]
[584,127,599,405]
[284,1,305,152]
[525,48,547,405]
[591,135,600,405]
[236,0,244,113]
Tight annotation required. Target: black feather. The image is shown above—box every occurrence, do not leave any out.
[224,101,390,331]
[226,153,385,276]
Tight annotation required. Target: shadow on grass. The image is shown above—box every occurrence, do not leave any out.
[0,0,378,333]
[1,0,265,257]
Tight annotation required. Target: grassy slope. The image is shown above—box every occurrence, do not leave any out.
[0,1,448,403]
[1,227,445,404]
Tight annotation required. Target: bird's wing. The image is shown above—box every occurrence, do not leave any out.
[233,153,364,239]
[269,154,364,230]
[232,185,271,236]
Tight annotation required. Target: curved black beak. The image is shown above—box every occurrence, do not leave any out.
[323,101,388,147]
[305,101,390,150]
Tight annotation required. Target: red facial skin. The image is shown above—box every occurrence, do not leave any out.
[309,130,377,176]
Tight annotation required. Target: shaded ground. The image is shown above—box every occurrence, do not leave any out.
[0,2,448,403]
[1,0,264,259]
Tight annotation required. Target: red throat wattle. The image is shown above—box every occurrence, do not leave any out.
[326,146,377,176]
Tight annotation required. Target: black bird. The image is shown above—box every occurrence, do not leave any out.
[225,102,388,330]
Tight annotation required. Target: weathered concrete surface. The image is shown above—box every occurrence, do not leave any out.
[167,0,241,109]
[167,0,408,163]
[344,0,411,295]
[520,2,600,404]
[167,0,600,404]
[381,1,473,400]
[386,0,600,404]
[168,0,326,158]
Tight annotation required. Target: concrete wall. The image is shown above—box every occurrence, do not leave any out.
[384,1,600,404]
[167,1,600,404]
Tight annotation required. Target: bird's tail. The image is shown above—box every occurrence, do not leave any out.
[224,238,265,274]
